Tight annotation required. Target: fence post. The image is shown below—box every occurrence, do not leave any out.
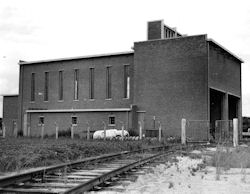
[71,124,74,139]
[181,119,186,145]
[207,121,210,142]
[13,122,18,137]
[2,122,5,138]
[139,121,142,140]
[158,121,162,142]
[103,121,106,140]
[233,118,238,147]
[27,124,30,137]
[55,122,58,140]
[121,123,124,140]
[215,120,219,141]
[87,122,90,140]
[153,116,156,130]
[41,124,44,139]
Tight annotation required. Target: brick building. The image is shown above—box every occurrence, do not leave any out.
[3,20,243,139]
[2,94,18,137]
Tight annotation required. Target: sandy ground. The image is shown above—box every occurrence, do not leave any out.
[3,146,250,193]
[124,148,250,194]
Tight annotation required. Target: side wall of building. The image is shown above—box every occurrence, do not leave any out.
[208,42,242,133]
[3,95,19,136]
[134,35,208,137]
[19,54,134,136]
[209,43,241,96]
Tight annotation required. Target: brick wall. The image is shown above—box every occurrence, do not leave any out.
[147,20,163,40]
[209,42,241,96]
[208,42,242,133]
[3,95,18,136]
[19,53,134,135]
[134,35,209,137]
[29,111,131,137]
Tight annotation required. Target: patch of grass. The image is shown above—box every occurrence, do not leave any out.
[211,146,250,169]
[0,137,167,172]
[210,144,250,181]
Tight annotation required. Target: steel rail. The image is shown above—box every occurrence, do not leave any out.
[0,145,167,188]
[64,150,174,194]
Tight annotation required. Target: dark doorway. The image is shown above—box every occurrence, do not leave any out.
[228,95,239,120]
[210,89,224,139]
[210,89,223,127]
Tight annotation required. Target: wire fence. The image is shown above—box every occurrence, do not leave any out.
[186,120,210,142]
[25,120,130,140]
[214,120,233,143]
[145,129,160,138]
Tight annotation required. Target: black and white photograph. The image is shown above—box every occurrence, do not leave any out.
[0,0,250,193]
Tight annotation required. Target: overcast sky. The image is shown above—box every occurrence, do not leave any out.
[0,0,249,117]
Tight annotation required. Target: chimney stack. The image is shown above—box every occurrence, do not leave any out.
[147,20,182,40]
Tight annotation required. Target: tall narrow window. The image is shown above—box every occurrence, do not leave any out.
[106,66,112,99]
[44,72,49,101]
[89,68,94,99]
[124,65,130,99]
[31,73,35,101]
[59,71,63,101]
[74,69,79,100]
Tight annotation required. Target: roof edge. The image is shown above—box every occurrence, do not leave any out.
[26,108,131,113]
[1,94,19,97]
[207,38,244,63]
[19,51,134,65]
[135,34,207,44]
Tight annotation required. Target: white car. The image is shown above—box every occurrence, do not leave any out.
[93,129,129,139]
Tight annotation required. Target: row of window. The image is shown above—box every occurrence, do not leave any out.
[165,28,176,38]
[38,115,116,126]
[31,65,130,102]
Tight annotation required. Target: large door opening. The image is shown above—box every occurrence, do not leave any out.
[210,89,223,130]
[210,89,228,141]
[228,95,239,120]
[210,89,240,142]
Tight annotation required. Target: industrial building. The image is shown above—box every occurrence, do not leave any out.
[3,20,243,139]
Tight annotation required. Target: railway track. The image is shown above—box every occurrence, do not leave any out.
[0,144,206,193]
